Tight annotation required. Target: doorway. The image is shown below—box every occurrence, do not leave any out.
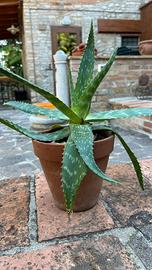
[51,26,82,55]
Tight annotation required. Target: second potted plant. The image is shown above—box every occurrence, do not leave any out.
[139,40,152,55]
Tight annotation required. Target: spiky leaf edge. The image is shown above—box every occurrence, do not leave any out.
[0,66,81,124]
[61,136,87,214]
[74,49,117,119]
[5,101,67,121]
[68,66,75,107]
[87,108,152,122]
[73,21,95,110]
[92,125,144,190]
[71,124,119,184]
[0,118,69,142]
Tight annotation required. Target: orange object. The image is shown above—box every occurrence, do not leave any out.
[34,102,55,109]
[72,43,97,56]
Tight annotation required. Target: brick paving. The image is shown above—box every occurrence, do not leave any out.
[0,162,152,269]
[0,109,152,269]
[36,173,115,242]
[0,236,138,270]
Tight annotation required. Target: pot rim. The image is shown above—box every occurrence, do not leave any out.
[139,40,152,44]
[32,133,114,147]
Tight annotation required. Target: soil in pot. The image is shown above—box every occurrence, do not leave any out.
[32,130,114,212]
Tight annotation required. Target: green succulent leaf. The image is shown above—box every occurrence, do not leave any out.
[0,66,81,124]
[94,125,144,190]
[115,131,144,190]
[72,21,94,109]
[68,66,75,107]
[0,118,69,142]
[75,49,117,119]
[71,124,119,184]
[5,101,67,121]
[61,136,87,213]
[87,108,152,122]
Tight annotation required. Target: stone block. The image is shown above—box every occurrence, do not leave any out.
[143,126,152,134]
[137,224,152,242]
[144,121,152,129]
[140,160,152,181]
[102,163,152,227]
[0,236,137,270]
[35,173,115,242]
[129,232,152,270]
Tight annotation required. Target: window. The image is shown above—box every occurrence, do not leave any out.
[117,36,140,55]
[121,36,139,49]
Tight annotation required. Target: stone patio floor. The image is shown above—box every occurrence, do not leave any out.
[0,109,152,269]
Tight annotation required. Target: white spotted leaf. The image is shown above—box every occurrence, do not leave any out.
[0,66,81,124]
[0,118,69,142]
[87,108,152,122]
[61,136,87,213]
[74,49,117,118]
[5,101,67,121]
[72,22,94,110]
[71,124,119,184]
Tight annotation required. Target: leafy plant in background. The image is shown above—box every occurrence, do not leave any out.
[0,23,152,214]
[0,39,23,76]
[57,33,77,55]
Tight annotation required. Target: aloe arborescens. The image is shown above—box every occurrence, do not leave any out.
[0,23,152,213]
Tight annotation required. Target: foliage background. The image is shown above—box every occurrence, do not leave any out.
[0,39,23,76]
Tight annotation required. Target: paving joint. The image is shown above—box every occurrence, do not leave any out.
[125,245,147,270]
[28,175,38,244]
[0,225,139,257]
[111,226,149,270]
[101,199,122,227]
[135,226,150,243]
[129,229,152,270]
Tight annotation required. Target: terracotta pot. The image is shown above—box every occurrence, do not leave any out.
[32,134,114,212]
[139,40,152,55]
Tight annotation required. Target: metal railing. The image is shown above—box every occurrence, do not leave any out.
[0,77,29,104]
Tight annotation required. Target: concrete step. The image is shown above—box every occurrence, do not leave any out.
[109,97,152,137]
[143,120,152,134]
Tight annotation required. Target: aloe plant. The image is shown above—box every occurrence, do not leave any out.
[0,23,152,214]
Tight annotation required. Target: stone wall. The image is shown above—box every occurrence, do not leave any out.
[70,55,152,111]
[23,0,149,101]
